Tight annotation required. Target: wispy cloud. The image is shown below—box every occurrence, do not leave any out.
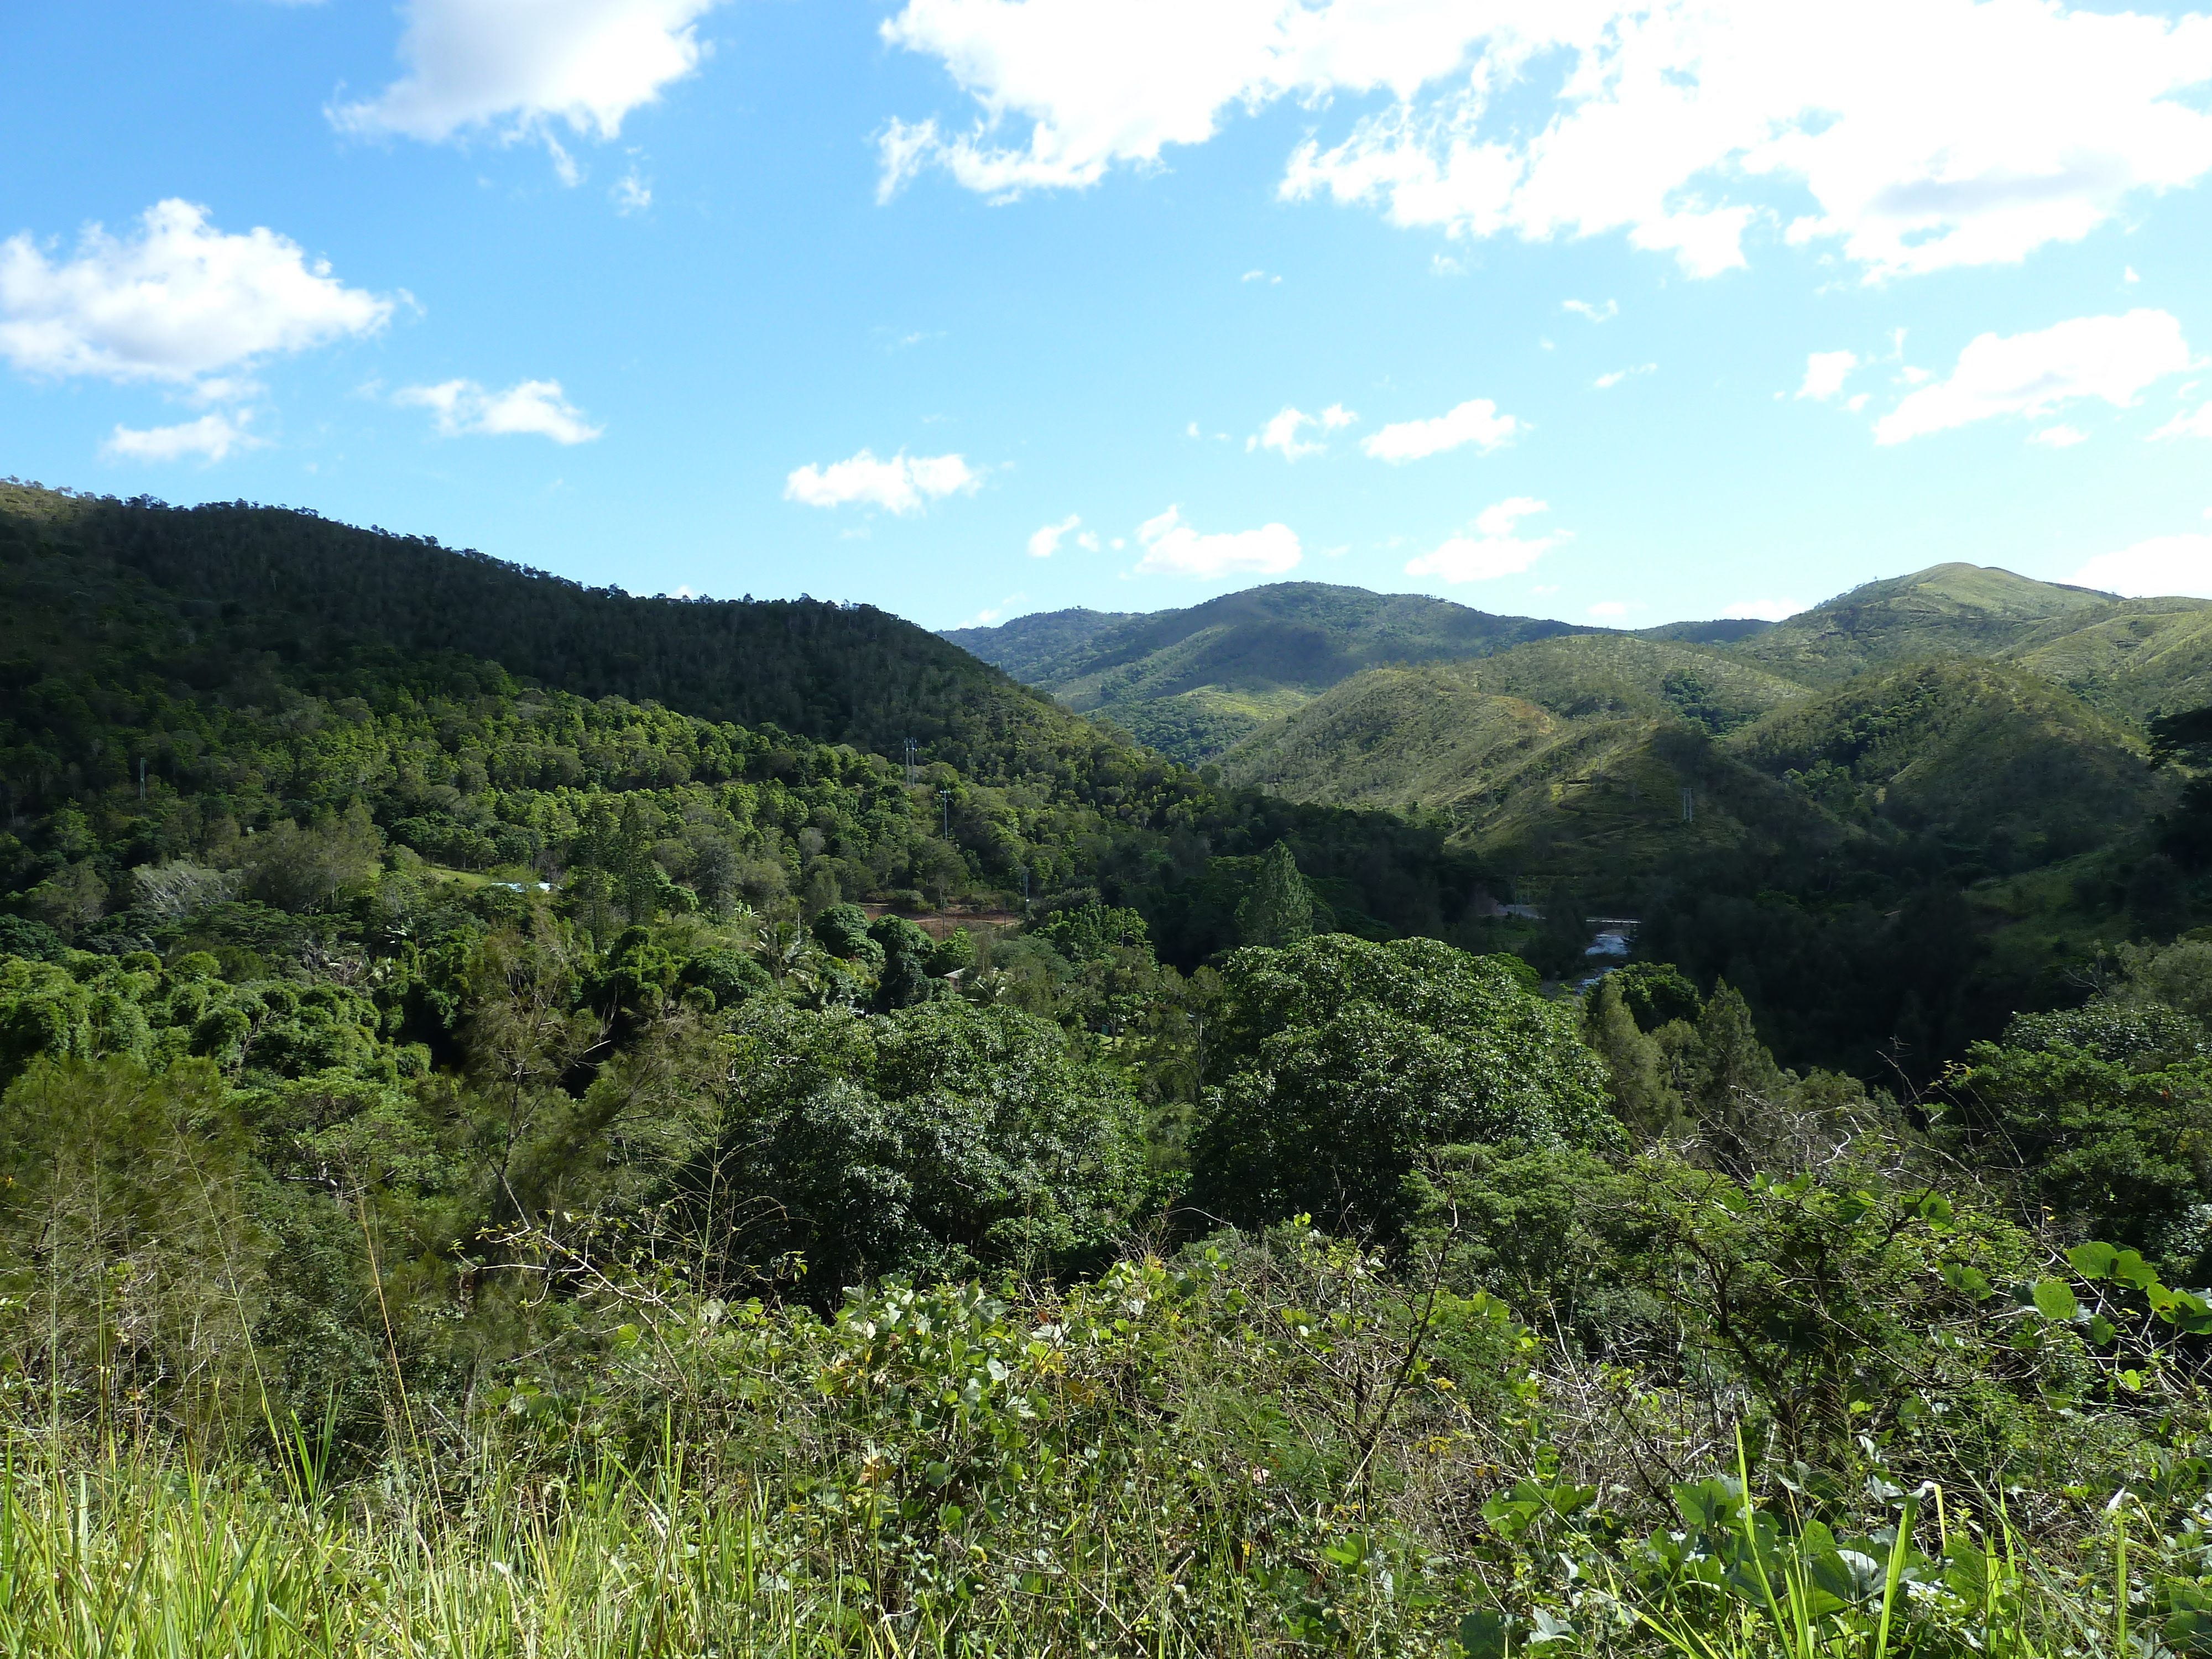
[1361,398,1520,462]
[396,377,603,444]
[1796,351,1858,400]
[1404,498,1562,583]
[784,447,978,513]
[102,411,258,464]
[1594,363,1655,389]
[1875,310,2190,445]
[1027,513,1082,557]
[1134,505,1300,577]
[1249,403,1356,460]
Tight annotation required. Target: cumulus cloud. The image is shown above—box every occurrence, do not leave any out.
[1249,402,1357,460]
[331,0,722,149]
[0,199,392,389]
[1563,298,1617,322]
[101,412,257,465]
[2072,534,2212,598]
[1404,497,1562,583]
[1874,309,2191,445]
[1361,397,1520,462]
[1724,597,1807,622]
[784,447,978,513]
[2152,402,2212,440]
[881,0,2212,281]
[396,378,603,444]
[1797,351,1858,400]
[1027,513,1081,556]
[1134,505,1301,577]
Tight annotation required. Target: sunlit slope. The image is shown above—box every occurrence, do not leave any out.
[2000,601,2212,723]
[1729,562,2117,685]
[1728,659,2172,861]
[1218,660,1835,901]
[943,582,1588,762]
[1461,633,1811,729]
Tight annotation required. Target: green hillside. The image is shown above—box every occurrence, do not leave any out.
[2002,599,2212,722]
[1452,632,1811,731]
[943,581,1590,760]
[1220,659,1835,907]
[1729,561,2123,684]
[0,482,1496,965]
[1219,630,2204,1075]
[1730,659,2170,865]
[0,482,1087,781]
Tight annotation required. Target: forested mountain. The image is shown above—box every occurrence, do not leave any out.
[0,481,1086,780]
[1729,561,2120,684]
[0,479,1498,969]
[942,581,1592,759]
[1203,575,2210,1075]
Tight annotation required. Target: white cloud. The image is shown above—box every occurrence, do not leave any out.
[0,199,392,389]
[1563,298,1616,322]
[1249,403,1357,460]
[1588,600,1629,616]
[1134,505,1301,577]
[1361,397,1520,462]
[961,591,1028,626]
[1404,497,1562,583]
[331,0,722,148]
[1027,513,1081,556]
[1594,363,1655,389]
[1723,597,1806,621]
[397,377,603,443]
[2031,424,2089,448]
[612,168,653,213]
[1797,350,1858,401]
[784,447,978,513]
[2072,534,2212,598]
[1240,268,1282,284]
[1874,309,2192,445]
[101,411,257,465]
[883,0,2212,282]
[2152,402,2212,440]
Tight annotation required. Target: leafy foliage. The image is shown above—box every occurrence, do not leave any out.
[1188,934,1617,1233]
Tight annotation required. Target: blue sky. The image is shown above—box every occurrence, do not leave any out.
[3,0,2210,633]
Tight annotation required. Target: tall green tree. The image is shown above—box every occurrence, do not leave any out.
[1190,934,1618,1235]
[1236,839,1315,947]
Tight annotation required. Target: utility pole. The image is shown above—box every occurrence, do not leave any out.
[938,788,952,838]
[1018,864,1030,912]
[903,738,919,787]
[1680,787,1694,823]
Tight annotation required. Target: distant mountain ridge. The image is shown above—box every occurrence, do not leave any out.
[945,582,1625,759]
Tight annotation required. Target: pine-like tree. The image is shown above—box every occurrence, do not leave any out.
[1237,841,1315,947]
